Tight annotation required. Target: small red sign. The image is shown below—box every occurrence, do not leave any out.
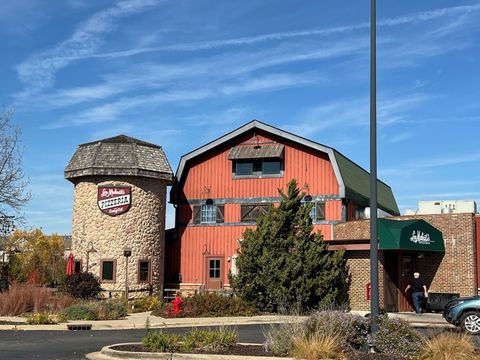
[97,187,131,216]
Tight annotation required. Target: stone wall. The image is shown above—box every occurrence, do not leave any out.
[71,175,168,297]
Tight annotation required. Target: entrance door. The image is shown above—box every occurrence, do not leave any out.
[383,252,399,312]
[399,253,415,311]
[206,257,223,290]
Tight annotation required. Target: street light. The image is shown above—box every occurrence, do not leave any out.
[370,0,380,334]
[123,248,132,301]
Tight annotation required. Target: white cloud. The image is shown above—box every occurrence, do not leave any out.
[383,132,414,144]
[80,3,480,60]
[286,92,432,137]
[15,0,163,98]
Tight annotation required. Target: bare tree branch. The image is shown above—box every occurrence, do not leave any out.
[0,109,31,218]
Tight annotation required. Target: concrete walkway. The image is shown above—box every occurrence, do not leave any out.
[0,310,453,331]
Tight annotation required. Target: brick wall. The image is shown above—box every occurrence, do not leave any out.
[334,213,477,310]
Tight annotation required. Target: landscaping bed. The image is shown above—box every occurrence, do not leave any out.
[105,343,407,359]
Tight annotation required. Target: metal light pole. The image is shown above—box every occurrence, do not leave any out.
[370,0,379,333]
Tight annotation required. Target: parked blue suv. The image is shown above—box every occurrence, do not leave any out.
[443,296,480,334]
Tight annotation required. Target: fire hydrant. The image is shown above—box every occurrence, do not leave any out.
[171,293,183,316]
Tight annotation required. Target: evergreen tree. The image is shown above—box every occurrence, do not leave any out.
[230,180,347,312]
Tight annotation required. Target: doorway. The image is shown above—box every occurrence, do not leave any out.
[383,251,399,312]
[383,252,417,312]
[205,257,223,290]
[399,253,415,312]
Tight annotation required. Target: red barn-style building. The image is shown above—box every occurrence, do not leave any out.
[166,120,399,293]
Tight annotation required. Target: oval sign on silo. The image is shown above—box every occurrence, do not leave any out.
[97,187,131,216]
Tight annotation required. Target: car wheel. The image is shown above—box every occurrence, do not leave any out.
[461,312,480,334]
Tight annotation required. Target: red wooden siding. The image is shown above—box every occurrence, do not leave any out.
[175,130,344,287]
[178,223,334,286]
[180,132,339,200]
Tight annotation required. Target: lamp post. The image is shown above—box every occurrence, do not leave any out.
[0,216,15,279]
[370,0,380,334]
[123,248,132,301]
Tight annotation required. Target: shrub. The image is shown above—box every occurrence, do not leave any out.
[142,331,181,352]
[130,296,162,312]
[265,310,369,356]
[290,332,346,360]
[369,315,425,358]
[152,293,257,318]
[58,299,128,321]
[304,311,369,351]
[142,328,238,353]
[0,284,76,316]
[264,322,300,356]
[183,328,238,351]
[63,272,102,299]
[231,180,347,313]
[26,312,57,325]
[418,332,477,360]
[94,299,128,320]
[58,304,98,321]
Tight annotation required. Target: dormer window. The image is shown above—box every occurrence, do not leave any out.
[228,143,284,178]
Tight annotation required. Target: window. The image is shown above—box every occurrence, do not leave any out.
[209,259,221,278]
[262,159,281,174]
[241,204,272,222]
[235,161,255,175]
[74,260,82,273]
[193,203,224,224]
[201,204,216,223]
[100,260,116,282]
[138,260,150,283]
[233,158,282,177]
[302,198,326,222]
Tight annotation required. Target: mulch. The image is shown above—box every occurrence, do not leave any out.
[112,344,406,359]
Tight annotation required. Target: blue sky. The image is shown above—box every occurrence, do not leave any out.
[1,0,480,234]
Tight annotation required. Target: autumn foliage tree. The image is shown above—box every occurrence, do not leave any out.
[230,180,348,312]
[8,229,66,285]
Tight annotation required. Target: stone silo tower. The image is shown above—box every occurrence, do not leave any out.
[64,135,173,297]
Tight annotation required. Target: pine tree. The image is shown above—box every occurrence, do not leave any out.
[230,180,347,312]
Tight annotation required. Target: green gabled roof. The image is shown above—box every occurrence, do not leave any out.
[333,150,399,216]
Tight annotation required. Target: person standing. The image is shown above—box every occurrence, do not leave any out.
[405,272,428,314]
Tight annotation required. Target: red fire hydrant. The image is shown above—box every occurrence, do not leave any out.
[171,293,183,316]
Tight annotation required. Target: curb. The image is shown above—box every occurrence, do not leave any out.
[85,342,294,360]
[0,313,453,331]
[0,315,302,331]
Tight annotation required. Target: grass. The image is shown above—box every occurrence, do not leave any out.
[418,332,477,360]
[290,332,346,360]
[0,284,76,316]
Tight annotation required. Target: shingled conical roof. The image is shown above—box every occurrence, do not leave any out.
[64,135,173,182]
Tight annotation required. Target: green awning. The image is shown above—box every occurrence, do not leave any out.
[378,218,445,252]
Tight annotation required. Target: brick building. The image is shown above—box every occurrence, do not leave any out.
[333,213,477,311]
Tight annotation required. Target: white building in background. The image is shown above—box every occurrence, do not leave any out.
[404,200,478,215]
